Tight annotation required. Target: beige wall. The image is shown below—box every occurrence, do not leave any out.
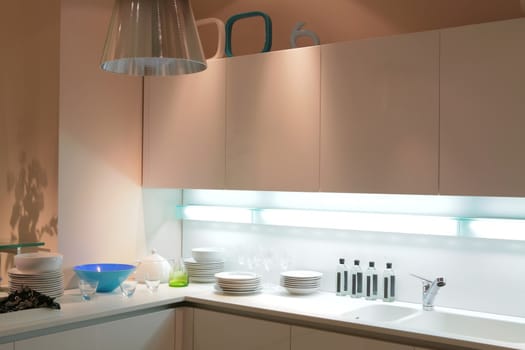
[1,0,523,288]
[0,1,60,282]
[194,0,524,57]
[59,0,143,287]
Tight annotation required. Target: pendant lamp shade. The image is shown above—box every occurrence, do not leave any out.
[101,0,207,76]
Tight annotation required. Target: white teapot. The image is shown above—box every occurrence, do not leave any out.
[135,249,171,283]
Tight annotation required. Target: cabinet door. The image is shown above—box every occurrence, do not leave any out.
[175,307,193,350]
[226,46,320,191]
[194,309,290,350]
[96,308,175,350]
[15,325,96,350]
[143,59,226,189]
[291,326,412,350]
[440,18,525,196]
[321,31,439,194]
[0,343,13,350]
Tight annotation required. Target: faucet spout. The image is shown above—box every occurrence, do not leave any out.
[411,274,446,311]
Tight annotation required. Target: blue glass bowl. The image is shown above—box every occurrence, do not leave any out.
[73,263,136,293]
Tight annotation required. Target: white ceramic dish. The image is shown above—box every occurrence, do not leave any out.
[215,271,260,280]
[284,286,320,295]
[8,270,63,276]
[190,277,215,283]
[14,253,63,274]
[191,248,224,262]
[214,284,262,295]
[184,257,225,265]
[217,283,261,290]
[281,283,321,288]
[280,270,323,279]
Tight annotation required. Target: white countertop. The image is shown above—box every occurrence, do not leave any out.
[1,283,524,349]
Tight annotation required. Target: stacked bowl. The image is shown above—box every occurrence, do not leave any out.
[185,248,224,283]
[280,270,322,295]
[214,271,262,295]
[9,252,64,298]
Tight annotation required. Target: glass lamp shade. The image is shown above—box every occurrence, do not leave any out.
[101,0,207,76]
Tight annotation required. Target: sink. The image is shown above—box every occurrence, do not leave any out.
[341,304,419,323]
[397,311,525,344]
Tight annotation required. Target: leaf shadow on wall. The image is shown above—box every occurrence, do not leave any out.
[6,152,57,243]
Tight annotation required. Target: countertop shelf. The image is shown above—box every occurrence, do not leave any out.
[0,241,45,253]
[0,284,523,349]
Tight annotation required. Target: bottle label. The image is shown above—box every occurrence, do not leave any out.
[372,274,378,295]
[343,270,348,292]
[384,276,389,298]
[351,273,356,294]
[357,272,363,293]
[390,276,396,297]
[336,272,341,293]
[366,275,371,296]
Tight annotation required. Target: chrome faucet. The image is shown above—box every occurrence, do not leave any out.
[411,274,446,311]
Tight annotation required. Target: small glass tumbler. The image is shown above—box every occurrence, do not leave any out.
[120,279,138,297]
[145,271,161,292]
[169,258,189,287]
[78,279,98,301]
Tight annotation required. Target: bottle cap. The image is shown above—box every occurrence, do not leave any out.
[386,262,392,268]
[369,261,375,267]
[354,259,360,265]
[339,258,345,264]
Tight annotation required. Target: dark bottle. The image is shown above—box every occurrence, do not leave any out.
[350,259,363,298]
[383,262,396,302]
[336,258,348,296]
[365,261,378,300]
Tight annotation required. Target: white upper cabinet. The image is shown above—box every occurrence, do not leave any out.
[226,47,321,191]
[143,59,226,189]
[320,31,439,194]
[439,18,525,196]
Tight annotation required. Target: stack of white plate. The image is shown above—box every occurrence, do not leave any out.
[280,270,322,295]
[214,271,262,295]
[8,268,64,298]
[184,258,224,283]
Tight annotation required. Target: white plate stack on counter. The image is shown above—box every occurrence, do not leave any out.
[280,270,323,295]
[214,271,262,295]
[9,252,64,298]
[185,247,225,283]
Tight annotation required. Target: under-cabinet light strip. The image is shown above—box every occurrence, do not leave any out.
[178,205,457,236]
[179,205,525,240]
[466,218,525,240]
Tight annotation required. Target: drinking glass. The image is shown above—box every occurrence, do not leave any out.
[169,258,189,287]
[145,271,161,292]
[120,277,138,297]
[78,279,98,301]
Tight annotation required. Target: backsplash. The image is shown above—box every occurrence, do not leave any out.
[179,189,525,318]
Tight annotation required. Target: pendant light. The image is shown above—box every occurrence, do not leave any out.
[100,0,207,76]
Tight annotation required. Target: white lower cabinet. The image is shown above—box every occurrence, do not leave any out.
[15,309,176,350]
[193,309,290,350]
[291,326,413,350]
[96,308,175,350]
[0,343,13,350]
[15,325,96,350]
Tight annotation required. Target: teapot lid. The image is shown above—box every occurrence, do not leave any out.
[142,249,167,263]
